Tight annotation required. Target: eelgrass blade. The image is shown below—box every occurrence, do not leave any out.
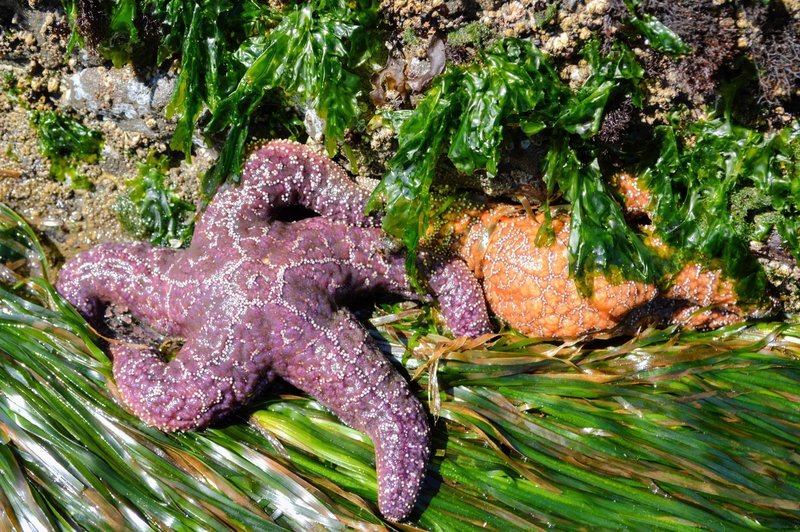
[2,200,800,529]
[0,442,54,531]
[0,203,352,530]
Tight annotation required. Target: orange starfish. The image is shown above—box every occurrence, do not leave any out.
[428,173,745,338]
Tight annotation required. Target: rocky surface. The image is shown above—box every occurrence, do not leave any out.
[61,65,175,136]
[0,0,209,264]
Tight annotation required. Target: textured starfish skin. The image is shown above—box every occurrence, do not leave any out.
[429,187,745,338]
[469,209,743,336]
[56,140,491,521]
[457,207,658,337]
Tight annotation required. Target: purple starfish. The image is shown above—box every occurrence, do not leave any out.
[56,140,491,521]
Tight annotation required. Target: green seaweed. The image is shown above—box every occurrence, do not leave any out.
[371,33,800,296]
[30,110,103,190]
[63,0,381,198]
[1,72,19,100]
[7,79,103,190]
[367,74,462,285]
[557,40,644,136]
[114,153,196,248]
[402,26,421,46]
[203,0,381,195]
[640,113,800,300]
[730,187,774,238]
[449,39,564,176]
[541,140,663,292]
[105,0,140,65]
[369,38,651,290]
[538,42,659,289]
[623,0,691,56]
[447,21,492,48]
[368,39,567,283]
[62,0,80,55]
[532,1,559,29]
[62,0,156,64]
[161,0,266,165]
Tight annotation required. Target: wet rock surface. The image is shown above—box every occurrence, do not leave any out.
[0,0,210,264]
[62,65,176,136]
[0,0,798,299]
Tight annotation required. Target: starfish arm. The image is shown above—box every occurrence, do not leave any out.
[198,140,377,238]
[669,305,743,329]
[423,256,493,337]
[273,308,429,521]
[111,320,261,432]
[280,223,492,338]
[664,264,744,328]
[56,243,177,334]
[275,221,419,299]
[665,263,737,307]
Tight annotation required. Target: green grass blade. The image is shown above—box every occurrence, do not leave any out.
[2,201,800,528]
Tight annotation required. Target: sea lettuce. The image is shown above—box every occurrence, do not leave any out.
[367,75,462,284]
[369,38,652,289]
[447,39,565,176]
[201,0,381,195]
[114,153,196,247]
[63,0,381,198]
[640,115,800,300]
[369,40,565,283]
[557,40,644,136]
[30,110,103,190]
[541,140,662,291]
[623,0,691,57]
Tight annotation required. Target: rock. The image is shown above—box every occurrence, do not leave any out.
[303,107,325,142]
[61,65,175,137]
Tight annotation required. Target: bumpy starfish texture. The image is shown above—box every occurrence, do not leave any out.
[427,184,746,338]
[56,140,491,521]
[457,206,658,337]
[469,209,744,336]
